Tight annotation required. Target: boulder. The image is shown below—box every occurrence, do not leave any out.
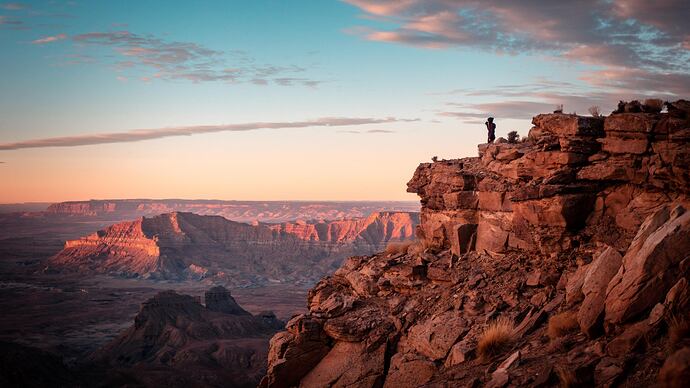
[578,247,623,337]
[383,353,437,388]
[407,311,467,360]
[300,341,385,388]
[605,205,690,325]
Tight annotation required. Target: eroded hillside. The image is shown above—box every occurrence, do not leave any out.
[261,100,690,387]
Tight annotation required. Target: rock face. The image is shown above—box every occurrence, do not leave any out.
[91,287,283,387]
[49,211,418,286]
[45,199,419,223]
[262,100,690,387]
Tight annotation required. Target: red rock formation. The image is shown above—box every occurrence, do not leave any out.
[45,199,419,223]
[49,211,418,286]
[262,100,690,387]
[90,287,283,387]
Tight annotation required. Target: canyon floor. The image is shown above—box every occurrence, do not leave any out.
[0,254,308,363]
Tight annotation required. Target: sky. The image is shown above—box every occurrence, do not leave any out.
[1,0,688,203]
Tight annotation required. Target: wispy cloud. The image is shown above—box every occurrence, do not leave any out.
[50,30,323,86]
[0,117,416,150]
[31,33,67,44]
[1,2,26,10]
[343,0,690,98]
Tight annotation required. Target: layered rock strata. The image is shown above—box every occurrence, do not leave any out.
[49,211,418,286]
[262,100,690,387]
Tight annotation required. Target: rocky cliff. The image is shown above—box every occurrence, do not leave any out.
[261,100,690,387]
[89,286,283,387]
[45,199,419,223]
[49,211,418,286]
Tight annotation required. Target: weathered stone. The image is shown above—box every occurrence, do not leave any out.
[578,247,623,337]
[532,114,604,137]
[300,341,385,388]
[606,320,649,357]
[658,347,690,388]
[408,311,467,360]
[604,113,657,133]
[605,205,690,325]
[565,264,590,304]
[383,354,437,388]
[526,270,542,286]
[444,340,475,367]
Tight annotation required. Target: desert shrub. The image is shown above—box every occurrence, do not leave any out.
[477,317,515,360]
[643,98,664,113]
[556,366,578,388]
[588,106,600,117]
[384,240,415,256]
[554,104,564,113]
[668,314,690,350]
[548,311,579,340]
[507,130,519,143]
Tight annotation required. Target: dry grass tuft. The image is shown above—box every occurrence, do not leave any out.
[556,366,578,388]
[548,311,579,340]
[668,314,690,349]
[384,240,415,256]
[477,317,515,360]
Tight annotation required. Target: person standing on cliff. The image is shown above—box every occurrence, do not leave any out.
[485,117,496,143]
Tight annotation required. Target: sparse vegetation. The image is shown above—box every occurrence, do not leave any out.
[384,240,415,256]
[548,311,579,340]
[668,314,690,350]
[477,317,515,360]
[588,105,601,117]
[556,366,578,388]
[507,130,519,143]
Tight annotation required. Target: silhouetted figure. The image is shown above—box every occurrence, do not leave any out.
[485,117,496,143]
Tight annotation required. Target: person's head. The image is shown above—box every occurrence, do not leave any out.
[487,117,494,122]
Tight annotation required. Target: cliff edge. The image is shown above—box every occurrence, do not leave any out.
[261,100,690,387]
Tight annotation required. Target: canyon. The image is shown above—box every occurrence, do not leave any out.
[262,100,690,387]
[49,211,419,286]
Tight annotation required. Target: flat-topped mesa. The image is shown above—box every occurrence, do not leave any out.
[407,101,690,256]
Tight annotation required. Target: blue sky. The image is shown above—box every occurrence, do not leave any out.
[1,1,688,202]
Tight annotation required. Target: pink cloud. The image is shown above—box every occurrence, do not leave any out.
[31,34,67,44]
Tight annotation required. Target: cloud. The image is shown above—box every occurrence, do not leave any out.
[0,117,414,150]
[1,3,26,10]
[31,33,67,44]
[342,0,690,98]
[59,30,322,86]
[366,129,395,133]
[0,15,23,25]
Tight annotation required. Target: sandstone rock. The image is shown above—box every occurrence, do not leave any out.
[204,286,251,315]
[300,341,385,388]
[526,270,542,286]
[595,357,624,387]
[605,205,690,325]
[383,354,437,388]
[578,247,623,337]
[604,113,657,133]
[606,320,649,357]
[565,264,590,304]
[532,114,604,137]
[444,340,475,367]
[658,347,690,388]
[323,304,395,343]
[263,315,330,388]
[407,311,467,360]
